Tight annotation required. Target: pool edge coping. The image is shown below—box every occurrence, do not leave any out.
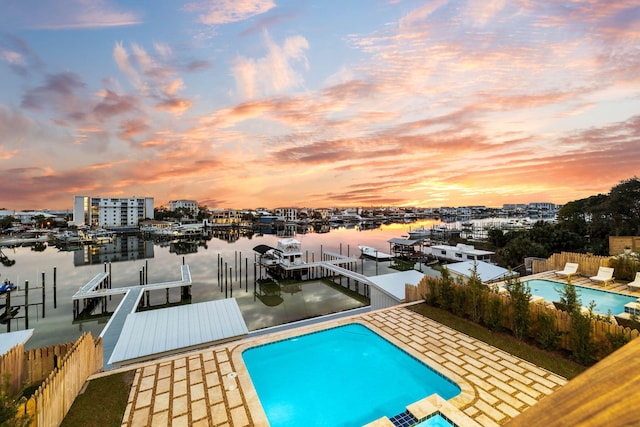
[229,307,477,427]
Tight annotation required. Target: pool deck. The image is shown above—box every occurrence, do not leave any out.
[116,302,568,427]
[528,269,636,295]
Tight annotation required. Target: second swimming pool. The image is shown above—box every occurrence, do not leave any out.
[525,279,637,315]
[242,323,461,427]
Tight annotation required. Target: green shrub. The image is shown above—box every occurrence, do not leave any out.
[439,268,454,311]
[535,311,560,350]
[603,331,630,355]
[505,276,531,340]
[570,305,596,365]
[558,279,580,315]
[423,277,438,305]
[467,264,486,323]
[451,285,466,317]
[609,255,639,281]
[484,294,504,332]
[0,375,32,427]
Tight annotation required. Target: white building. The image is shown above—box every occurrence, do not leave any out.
[368,270,426,310]
[426,243,494,263]
[274,207,299,223]
[169,200,198,214]
[73,196,154,227]
[445,261,519,284]
[209,208,241,225]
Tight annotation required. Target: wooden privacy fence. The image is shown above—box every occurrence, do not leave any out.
[24,343,74,385]
[609,236,640,255]
[406,279,640,356]
[1,342,27,396]
[20,333,103,427]
[531,252,613,277]
[0,341,75,398]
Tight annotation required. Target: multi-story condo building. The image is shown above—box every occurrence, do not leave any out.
[274,207,299,223]
[169,200,198,214]
[210,208,241,225]
[73,196,154,227]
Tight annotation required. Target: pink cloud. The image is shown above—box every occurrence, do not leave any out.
[186,0,276,25]
[231,31,309,99]
[1,0,141,30]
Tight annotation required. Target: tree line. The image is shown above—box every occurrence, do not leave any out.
[485,177,640,268]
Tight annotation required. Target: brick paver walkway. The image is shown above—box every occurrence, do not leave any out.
[120,306,567,427]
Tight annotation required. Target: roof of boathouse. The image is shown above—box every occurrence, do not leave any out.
[387,238,420,246]
[253,244,275,255]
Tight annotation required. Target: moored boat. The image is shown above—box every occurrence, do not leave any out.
[0,279,17,294]
[358,245,393,260]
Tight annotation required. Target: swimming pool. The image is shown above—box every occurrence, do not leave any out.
[242,323,461,427]
[414,414,455,427]
[525,279,637,315]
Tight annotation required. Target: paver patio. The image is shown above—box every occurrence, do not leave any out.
[119,304,566,426]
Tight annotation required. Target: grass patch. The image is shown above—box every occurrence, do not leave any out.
[61,370,134,427]
[408,303,587,380]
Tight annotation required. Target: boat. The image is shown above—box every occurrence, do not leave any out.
[358,245,393,260]
[407,226,431,239]
[254,238,305,268]
[86,229,115,245]
[0,279,17,294]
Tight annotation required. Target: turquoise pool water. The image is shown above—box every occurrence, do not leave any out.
[415,414,455,426]
[242,323,461,427]
[525,279,637,315]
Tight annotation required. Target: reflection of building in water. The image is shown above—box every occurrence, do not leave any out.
[74,235,154,265]
[210,227,253,243]
[276,223,298,237]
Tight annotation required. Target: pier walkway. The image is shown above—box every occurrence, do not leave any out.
[100,286,144,369]
[321,262,375,286]
[275,252,359,272]
[70,265,193,369]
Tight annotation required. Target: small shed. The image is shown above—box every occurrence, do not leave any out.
[368,270,425,310]
[445,261,518,284]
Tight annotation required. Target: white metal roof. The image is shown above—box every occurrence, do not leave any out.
[108,298,248,366]
[445,261,517,283]
[0,329,33,356]
[368,270,426,301]
[430,243,494,256]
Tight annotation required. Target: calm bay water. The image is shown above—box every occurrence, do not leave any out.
[0,220,442,349]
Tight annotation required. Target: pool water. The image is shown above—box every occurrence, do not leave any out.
[415,414,454,426]
[242,323,461,427]
[525,279,637,315]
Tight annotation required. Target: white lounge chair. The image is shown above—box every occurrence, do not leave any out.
[589,266,615,286]
[555,262,579,279]
[628,272,640,291]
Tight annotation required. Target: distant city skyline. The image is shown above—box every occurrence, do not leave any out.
[1,1,639,210]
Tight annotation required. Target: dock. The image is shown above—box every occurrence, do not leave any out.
[107,298,248,367]
[72,265,193,368]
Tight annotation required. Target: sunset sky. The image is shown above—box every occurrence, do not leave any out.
[1,0,639,211]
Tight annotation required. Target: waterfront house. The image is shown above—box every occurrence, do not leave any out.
[426,243,494,263]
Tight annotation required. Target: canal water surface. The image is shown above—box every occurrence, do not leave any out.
[0,220,442,348]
